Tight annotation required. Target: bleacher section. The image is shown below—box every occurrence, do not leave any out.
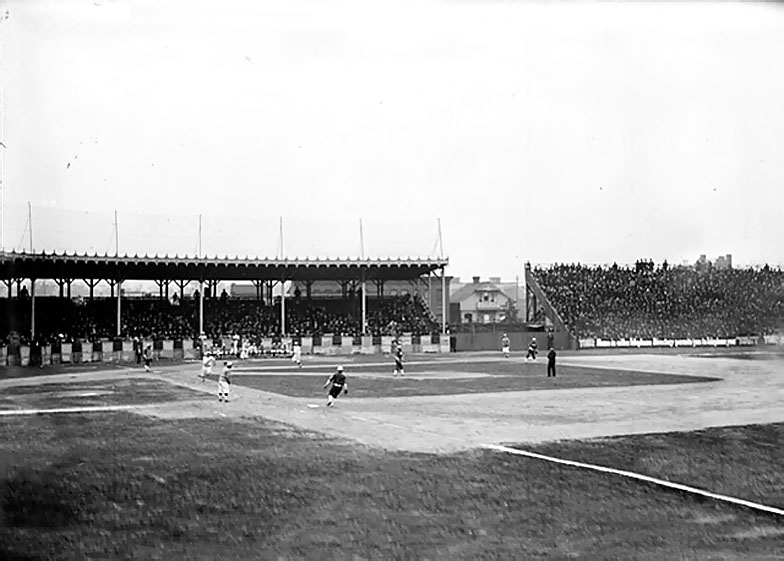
[530,263,784,342]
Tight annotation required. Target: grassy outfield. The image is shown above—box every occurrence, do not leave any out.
[0,362,133,380]
[522,424,784,510]
[0,379,209,410]
[230,364,716,398]
[1,414,781,560]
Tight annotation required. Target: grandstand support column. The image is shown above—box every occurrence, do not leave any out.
[441,267,446,334]
[280,276,286,335]
[30,278,36,341]
[254,280,262,301]
[199,279,204,336]
[83,279,98,300]
[361,270,367,335]
[116,279,122,337]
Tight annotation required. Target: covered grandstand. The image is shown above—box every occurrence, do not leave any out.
[1,251,451,364]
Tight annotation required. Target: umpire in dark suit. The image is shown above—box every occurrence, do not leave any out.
[547,347,556,377]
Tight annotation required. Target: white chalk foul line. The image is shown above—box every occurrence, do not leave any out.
[486,444,784,517]
[0,405,142,416]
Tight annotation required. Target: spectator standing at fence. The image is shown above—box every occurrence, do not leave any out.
[547,347,556,377]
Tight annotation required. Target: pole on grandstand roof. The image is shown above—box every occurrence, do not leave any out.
[28,201,33,252]
[198,213,204,338]
[437,218,447,334]
[29,203,36,340]
[437,218,443,259]
[114,210,118,256]
[359,218,365,259]
[279,216,284,259]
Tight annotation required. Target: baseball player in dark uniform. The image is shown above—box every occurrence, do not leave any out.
[324,365,348,407]
[525,338,538,361]
[394,341,405,376]
[143,345,153,372]
[547,347,556,377]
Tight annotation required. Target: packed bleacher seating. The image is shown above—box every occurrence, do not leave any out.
[532,262,784,340]
[1,293,440,346]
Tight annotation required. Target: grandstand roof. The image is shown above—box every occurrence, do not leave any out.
[0,251,448,282]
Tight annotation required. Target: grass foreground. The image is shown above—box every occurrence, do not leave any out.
[1,412,782,560]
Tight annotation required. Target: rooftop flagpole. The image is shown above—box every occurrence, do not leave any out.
[29,201,35,340]
[438,218,447,334]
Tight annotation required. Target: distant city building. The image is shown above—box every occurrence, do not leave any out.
[715,254,733,270]
[695,253,733,271]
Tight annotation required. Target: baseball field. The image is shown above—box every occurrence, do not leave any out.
[1,349,782,559]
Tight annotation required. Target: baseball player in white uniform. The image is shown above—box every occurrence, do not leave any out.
[291,341,302,368]
[200,352,216,382]
[218,361,233,403]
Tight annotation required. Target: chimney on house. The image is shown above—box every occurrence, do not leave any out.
[472,276,480,284]
[489,277,501,283]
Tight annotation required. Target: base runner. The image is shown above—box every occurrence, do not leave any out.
[323,365,348,407]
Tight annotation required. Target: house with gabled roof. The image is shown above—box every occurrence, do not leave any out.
[450,276,522,324]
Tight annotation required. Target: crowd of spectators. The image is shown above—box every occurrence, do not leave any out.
[2,293,440,346]
[533,262,784,340]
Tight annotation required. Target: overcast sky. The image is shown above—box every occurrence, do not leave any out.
[3,0,784,280]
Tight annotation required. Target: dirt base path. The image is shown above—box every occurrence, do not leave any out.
[3,354,783,454]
